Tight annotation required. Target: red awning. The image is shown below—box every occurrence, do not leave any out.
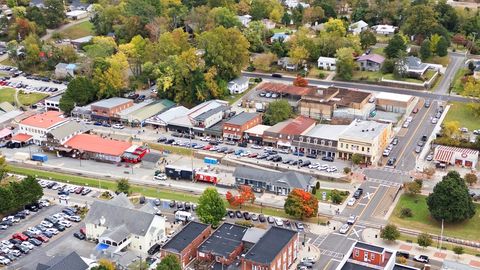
[11,133,33,143]
[434,147,454,163]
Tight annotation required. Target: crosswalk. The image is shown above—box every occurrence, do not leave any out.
[319,249,344,260]
[308,234,327,246]
[367,178,402,187]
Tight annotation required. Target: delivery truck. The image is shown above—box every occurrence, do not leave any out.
[31,154,48,162]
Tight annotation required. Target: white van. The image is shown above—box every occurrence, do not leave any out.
[175,211,194,222]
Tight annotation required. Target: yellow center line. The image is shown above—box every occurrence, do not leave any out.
[323,259,333,270]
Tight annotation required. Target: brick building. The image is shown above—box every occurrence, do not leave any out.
[90,98,133,121]
[241,226,298,270]
[223,112,262,141]
[160,221,211,269]
[263,116,316,148]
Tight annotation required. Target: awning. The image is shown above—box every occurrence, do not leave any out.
[11,133,33,143]
[0,128,12,139]
[434,147,454,163]
[277,140,291,147]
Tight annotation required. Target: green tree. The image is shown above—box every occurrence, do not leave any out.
[380,224,400,241]
[427,171,476,223]
[453,246,464,257]
[404,181,422,195]
[343,167,351,174]
[44,0,65,28]
[209,7,241,29]
[330,189,343,204]
[324,18,346,36]
[263,100,292,125]
[284,188,318,219]
[464,173,477,186]
[384,34,406,59]
[199,26,250,81]
[359,29,377,50]
[335,47,355,80]
[59,76,98,114]
[0,187,14,214]
[22,175,43,204]
[196,188,226,227]
[0,155,7,180]
[434,0,459,32]
[436,36,449,57]
[92,259,116,270]
[351,153,363,165]
[116,178,131,195]
[156,254,181,270]
[417,233,433,248]
[244,21,271,53]
[402,5,438,38]
[420,39,432,61]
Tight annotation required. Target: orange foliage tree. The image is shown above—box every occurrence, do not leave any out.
[226,185,256,207]
[293,75,308,87]
[284,188,318,219]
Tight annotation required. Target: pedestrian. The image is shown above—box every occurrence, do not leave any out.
[308,246,311,252]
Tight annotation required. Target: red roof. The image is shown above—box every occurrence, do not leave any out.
[279,116,316,135]
[11,133,33,142]
[20,111,67,129]
[64,134,132,157]
[257,82,315,96]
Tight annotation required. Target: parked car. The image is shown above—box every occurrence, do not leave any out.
[235,210,242,218]
[413,255,429,263]
[347,215,357,225]
[274,218,283,226]
[322,156,334,162]
[258,214,266,223]
[74,232,85,240]
[339,224,350,234]
[353,188,363,199]
[347,198,356,206]
[267,216,275,224]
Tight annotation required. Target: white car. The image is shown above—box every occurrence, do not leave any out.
[274,218,284,226]
[1,241,13,249]
[264,146,274,151]
[0,256,11,265]
[27,227,41,235]
[387,144,394,151]
[431,118,438,124]
[112,124,124,129]
[240,151,251,157]
[347,215,357,225]
[406,116,413,122]
[339,224,350,234]
[154,174,167,180]
[251,144,262,149]
[347,197,356,206]
[41,221,53,228]
[58,220,72,227]
[59,195,70,201]
[308,163,320,169]
[318,164,329,171]
[426,155,433,161]
[52,213,65,221]
[46,228,59,235]
[402,121,410,128]
[67,215,81,222]
[382,149,390,157]
[21,241,34,250]
[327,166,337,173]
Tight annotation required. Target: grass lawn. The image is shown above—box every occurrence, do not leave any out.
[444,101,480,130]
[0,58,16,67]
[390,194,480,241]
[314,188,349,204]
[429,56,450,67]
[450,68,469,94]
[18,91,48,106]
[351,70,383,82]
[383,73,424,83]
[372,47,387,56]
[57,21,94,40]
[8,165,296,219]
[398,234,480,256]
[148,143,194,156]
[0,88,15,104]
[224,82,257,105]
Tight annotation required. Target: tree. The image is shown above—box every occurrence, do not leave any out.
[263,100,292,125]
[335,47,355,80]
[0,155,7,180]
[400,207,413,218]
[359,30,377,50]
[92,259,116,270]
[452,33,467,48]
[302,6,324,24]
[226,185,256,207]
[209,7,241,29]
[417,233,433,248]
[44,0,65,28]
[404,181,422,195]
[351,153,363,165]
[384,34,406,59]
[289,45,309,66]
[156,254,181,270]
[116,178,131,195]
[465,173,478,186]
[442,121,461,138]
[22,175,43,204]
[0,187,14,214]
[462,77,480,98]
[196,188,226,227]
[453,246,464,257]
[330,189,343,204]
[436,36,448,57]
[380,224,400,241]
[293,75,308,87]
[343,167,351,174]
[324,18,346,36]
[427,171,476,223]
[284,188,318,219]
[402,5,438,38]
[59,76,98,114]
[252,53,277,71]
[420,39,432,61]
[243,21,271,53]
[199,26,250,81]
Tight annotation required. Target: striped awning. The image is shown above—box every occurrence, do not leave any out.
[434,145,479,163]
[434,147,454,163]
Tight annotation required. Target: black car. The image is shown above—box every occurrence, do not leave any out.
[421,135,427,142]
[238,141,247,147]
[54,224,65,231]
[272,73,283,78]
[165,139,175,145]
[228,211,235,218]
[169,200,176,208]
[301,160,311,167]
[235,210,242,218]
[157,136,167,142]
[22,231,36,239]
[322,156,334,162]
[396,251,409,259]
[147,243,161,255]
[26,204,38,212]
[243,212,251,220]
[28,238,42,246]
[306,153,317,159]
[14,213,26,219]
[272,155,282,162]
[73,232,85,240]
[47,182,56,189]
[353,188,364,199]
[258,214,266,223]
[386,158,397,167]
[9,239,21,245]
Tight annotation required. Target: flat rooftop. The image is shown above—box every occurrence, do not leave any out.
[340,120,389,141]
[244,124,271,136]
[243,226,297,264]
[20,111,67,129]
[225,112,259,126]
[63,134,132,156]
[162,221,210,253]
[305,124,349,141]
[91,97,132,109]
[375,92,413,103]
[198,223,247,258]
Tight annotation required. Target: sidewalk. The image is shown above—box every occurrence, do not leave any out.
[363,228,480,268]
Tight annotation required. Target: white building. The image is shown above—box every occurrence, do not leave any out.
[55,63,77,79]
[66,10,89,20]
[44,94,62,111]
[317,56,337,71]
[228,76,249,94]
[84,194,166,254]
[372,24,397,35]
[434,145,479,168]
[17,111,69,145]
[284,0,310,8]
[349,20,368,35]
[237,15,252,27]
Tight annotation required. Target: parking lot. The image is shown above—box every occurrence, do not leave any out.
[0,66,68,97]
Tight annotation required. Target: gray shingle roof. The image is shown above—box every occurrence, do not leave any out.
[36,251,88,270]
[91,97,131,109]
[233,166,313,190]
[198,223,247,258]
[405,56,427,70]
[244,226,297,264]
[102,224,130,243]
[162,221,210,253]
[225,112,259,126]
[194,105,228,121]
[229,76,249,86]
[48,121,90,141]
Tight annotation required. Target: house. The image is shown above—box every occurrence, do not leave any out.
[17,111,69,145]
[55,63,77,79]
[261,19,276,30]
[433,145,479,168]
[223,112,262,141]
[277,57,298,71]
[161,221,211,269]
[270,33,290,43]
[66,9,88,20]
[263,116,316,148]
[337,120,392,164]
[284,0,309,8]
[357,54,385,71]
[349,20,368,35]
[237,15,252,27]
[233,166,313,195]
[197,223,247,266]
[90,97,133,121]
[84,193,166,254]
[44,95,62,111]
[335,241,417,270]
[402,56,430,76]
[44,120,90,148]
[62,134,132,163]
[35,251,88,270]
[241,226,298,270]
[227,76,249,94]
[317,56,337,70]
[292,124,349,158]
[372,24,397,35]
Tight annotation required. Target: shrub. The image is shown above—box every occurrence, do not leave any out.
[343,167,351,174]
[400,207,413,218]
[331,189,343,204]
[318,72,326,79]
[235,220,254,228]
[315,182,320,190]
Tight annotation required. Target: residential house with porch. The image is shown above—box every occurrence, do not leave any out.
[357,54,385,71]
[349,20,368,34]
[227,76,249,94]
[401,56,430,78]
[372,24,397,35]
[317,56,337,71]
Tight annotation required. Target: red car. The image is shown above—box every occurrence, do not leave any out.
[80,227,86,235]
[12,233,28,241]
[36,234,49,243]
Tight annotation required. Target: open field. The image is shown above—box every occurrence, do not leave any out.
[0,88,48,106]
[444,101,480,130]
[390,194,480,241]
[57,21,94,40]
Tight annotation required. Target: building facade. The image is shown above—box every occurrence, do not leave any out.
[17,111,69,144]
[90,98,133,121]
[223,112,262,141]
